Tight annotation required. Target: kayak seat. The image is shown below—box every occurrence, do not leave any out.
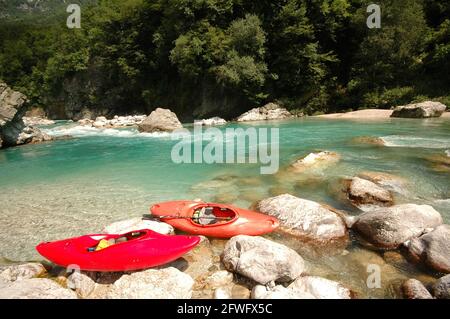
[193,206,236,225]
[88,232,146,252]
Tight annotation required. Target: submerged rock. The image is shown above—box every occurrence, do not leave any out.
[350,136,386,146]
[289,151,340,173]
[391,101,447,118]
[221,235,305,285]
[106,267,194,299]
[0,278,77,299]
[402,279,433,299]
[406,224,450,273]
[357,171,407,194]
[237,103,293,122]
[0,263,47,283]
[432,274,450,299]
[426,154,450,173]
[138,108,182,133]
[345,177,393,208]
[102,217,174,235]
[204,271,234,289]
[353,204,443,249]
[252,276,352,299]
[256,194,347,242]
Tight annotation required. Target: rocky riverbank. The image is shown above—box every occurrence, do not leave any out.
[1,181,449,300]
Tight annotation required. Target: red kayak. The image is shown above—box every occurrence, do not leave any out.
[36,229,200,272]
[150,200,279,238]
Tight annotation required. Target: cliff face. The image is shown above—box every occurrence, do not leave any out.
[42,74,252,122]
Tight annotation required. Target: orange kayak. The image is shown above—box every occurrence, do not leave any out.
[150,200,279,238]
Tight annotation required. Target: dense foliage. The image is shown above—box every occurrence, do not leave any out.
[0,0,448,119]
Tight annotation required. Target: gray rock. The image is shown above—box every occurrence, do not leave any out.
[288,276,352,299]
[214,287,232,299]
[0,278,77,299]
[0,82,52,148]
[406,224,450,273]
[353,204,443,249]
[402,279,433,299]
[67,271,97,298]
[221,235,305,285]
[252,284,313,299]
[102,217,174,235]
[237,103,293,122]
[106,267,194,299]
[204,271,234,289]
[252,276,352,299]
[194,117,227,126]
[0,263,47,282]
[138,108,183,133]
[432,274,450,299]
[391,101,447,118]
[256,194,347,242]
[0,82,28,147]
[346,177,393,208]
[22,117,55,126]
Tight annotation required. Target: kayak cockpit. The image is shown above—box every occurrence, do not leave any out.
[87,231,147,252]
[192,205,237,226]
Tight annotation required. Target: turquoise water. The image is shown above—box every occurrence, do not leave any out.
[0,117,449,298]
[0,117,449,262]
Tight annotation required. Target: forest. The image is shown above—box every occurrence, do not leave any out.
[0,0,448,120]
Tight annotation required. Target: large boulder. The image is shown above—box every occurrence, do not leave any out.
[406,224,450,273]
[402,279,433,299]
[106,267,194,299]
[0,278,77,299]
[345,177,394,208]
[391,101,447,118]
[237,103,293,122]
[138,108,183,133]
[0,82,28,147]
[102,217,174,235]
[221,235,305,285]
[0,82,51,148]
[432,274,450,299]
[256,194,347,242]
[0,263,47,283]
[252,276,352,299]
[352,204,443,249]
